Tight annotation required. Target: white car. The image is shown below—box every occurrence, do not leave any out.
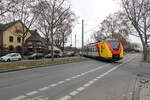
[0,53,22,62]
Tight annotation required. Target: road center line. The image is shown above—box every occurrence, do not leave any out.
[38,87,50,91]
[11,95,26,100]
[26,91,38,96]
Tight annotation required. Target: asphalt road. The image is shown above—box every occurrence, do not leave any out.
[0,53,146,100]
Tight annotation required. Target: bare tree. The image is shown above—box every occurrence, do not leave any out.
[121,0,150,61]
[35,0,72,61]
[36,17,51,54]
[0,0,22,23]
[0,0,19,16]
[54,12,76,51]
[10,0,39,57]
[93,12,130,47]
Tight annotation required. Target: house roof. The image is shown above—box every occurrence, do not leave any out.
[25,30,46,47]
[26,30,43,42]
[0,20,21,32]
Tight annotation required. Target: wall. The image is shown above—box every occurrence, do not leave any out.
[3,21,31,48]
[0,32,3,46]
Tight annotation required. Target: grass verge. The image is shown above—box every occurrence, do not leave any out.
[0,57,88,72]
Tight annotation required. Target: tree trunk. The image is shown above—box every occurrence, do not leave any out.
[62,33,65,52]
[51,28,54,61]
[142,43,148,61]
[21,37,25,58]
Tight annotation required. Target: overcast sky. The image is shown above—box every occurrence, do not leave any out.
[67,0,140,48]
[67,0,120,48]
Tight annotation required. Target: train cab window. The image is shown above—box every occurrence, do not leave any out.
[107,40,120,50]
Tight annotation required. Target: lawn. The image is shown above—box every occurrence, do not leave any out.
[0,57,88,72]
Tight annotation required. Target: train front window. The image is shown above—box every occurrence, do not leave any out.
[108,40,120,50]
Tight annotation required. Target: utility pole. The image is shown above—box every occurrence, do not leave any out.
[70,33,72,47]
[75,34,76,49]
[82,19,84,56]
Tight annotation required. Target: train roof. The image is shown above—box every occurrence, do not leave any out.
[86,39,120,46]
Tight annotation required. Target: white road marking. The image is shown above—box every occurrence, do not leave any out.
[80,73,85,76]
[77,87,85,92]
[69,91,79,96]
[26,91,38,96]
[83,83,90,87]
[72,76,77,79]
[59,95,71,100]
[26,96,49,100]
[66,78,71,81]
[58,81,65,84]
[76,75,81,77]
[11,95,26,100]
[38,87,49,91]
[50,84,58,87]
[89,81,95,84]
[93,78,98,81]
[96,76,102,79]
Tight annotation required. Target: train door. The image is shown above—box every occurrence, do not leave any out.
[101,44,104,57]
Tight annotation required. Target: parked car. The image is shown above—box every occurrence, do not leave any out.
[61,52,68,57]
[44,53,52,58]
[28,53,43,59]
[67,51,75,57]
[44,52,62,58]
[0,53,22,62]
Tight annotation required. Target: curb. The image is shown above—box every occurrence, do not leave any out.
[0,59,88,73]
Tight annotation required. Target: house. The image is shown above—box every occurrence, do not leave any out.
[0,20,31,54]
[0,20,61,56]
[24,30,46,55]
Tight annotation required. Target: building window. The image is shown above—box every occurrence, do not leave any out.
[17,37,21,43]
[9,36,13,42]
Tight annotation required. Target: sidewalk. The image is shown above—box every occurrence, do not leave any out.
[125,54,150,100]
[133,77,150,100]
